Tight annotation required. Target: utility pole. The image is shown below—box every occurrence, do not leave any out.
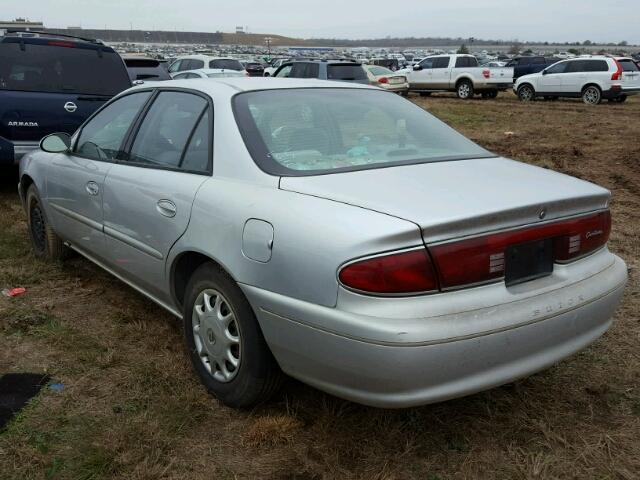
[265,36,272,60]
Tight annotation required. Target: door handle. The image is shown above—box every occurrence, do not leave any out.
[86,181,99,196]
[156,199,177,218]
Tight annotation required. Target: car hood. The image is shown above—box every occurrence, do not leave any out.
[279,157,610,243]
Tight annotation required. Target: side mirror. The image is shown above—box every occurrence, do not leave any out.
[413,64,422,71]
[40,133,71,153]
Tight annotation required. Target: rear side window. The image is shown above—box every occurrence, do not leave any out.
[618,59,639,72]
[209,59,243,70]
[531,57,546,64]
[180,110,211,173]
[327,64,367,80]
[432,57,450,69]
[129,91,208,169]
[76,91,151,161]
[455,57,478,68]
[289,63,320,78]
[567,60,609,73]
[0,40,130,95]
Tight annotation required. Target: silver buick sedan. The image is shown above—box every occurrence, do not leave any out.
[19,79,627,408]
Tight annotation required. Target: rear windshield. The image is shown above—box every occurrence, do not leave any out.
[0,40,131,96]
[125,58,160,68]
[209,59,243,70]
[327,64,367,80]
[233,88,492,176]
[619,59,639,72]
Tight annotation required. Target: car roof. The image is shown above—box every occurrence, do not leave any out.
[177,55,240,61]
[128,77,375,96]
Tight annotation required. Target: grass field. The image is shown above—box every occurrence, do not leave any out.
[1,93,639,480]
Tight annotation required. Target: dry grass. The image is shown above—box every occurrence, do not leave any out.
[0,94,639,480]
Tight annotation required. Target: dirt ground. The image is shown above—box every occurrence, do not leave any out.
[0,93,638,480]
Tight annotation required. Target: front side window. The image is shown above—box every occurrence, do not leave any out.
[234,88,492,176]
[275,65,292,77]
[75,91,151,161]
[546,61,569,74]
[419,58,434,69]
[128,91,208,169]
[432,57,450,69]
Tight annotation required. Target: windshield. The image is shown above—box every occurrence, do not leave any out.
[0,40,131,96]
[233,88,493,176]
[209,59,244,70]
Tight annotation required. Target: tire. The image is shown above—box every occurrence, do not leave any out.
[264,72,270,77]
[400,90,409,97]
[183,263,284,408]
[582,85,602,105]
[517,84,535,102]
[456,80,474,99]
[419,92,431,97]
[488,90,498,99]
[25,184,69,261]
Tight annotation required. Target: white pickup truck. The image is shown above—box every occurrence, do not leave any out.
[406,54,514,99]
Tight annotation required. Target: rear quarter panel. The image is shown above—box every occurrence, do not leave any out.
[168,179,423,308]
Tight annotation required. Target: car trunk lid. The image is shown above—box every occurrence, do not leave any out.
[279,157,610,244]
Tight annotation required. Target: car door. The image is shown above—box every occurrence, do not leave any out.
[561,60,588,93]
[431,56,451,89]
[45,91,152,261]
[538,61,568,93]
[101,90,212,302]
[408,57,434,88]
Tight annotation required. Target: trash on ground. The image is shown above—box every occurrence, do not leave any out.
[2,287,27,297]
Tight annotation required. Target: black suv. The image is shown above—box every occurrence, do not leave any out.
[273,60,369,84]
[0,31,131,166]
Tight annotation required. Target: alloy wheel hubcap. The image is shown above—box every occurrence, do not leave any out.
[192,289,241,383]
[584,88,599,104]
[520,88,532,101]
[459,84,470,97]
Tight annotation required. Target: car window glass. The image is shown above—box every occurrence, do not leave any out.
[586,60,609,72]
[0,41,130,95]
[75,91,151,161]
[129,92,207,168]
[275,65,292,77]
[565,61,585,73]
[234,88,490,175]
[419,58,434,69]
[289,63,308,78]
[173,73,187,79]
[327,64,367,80]
[181,110,211,172]
[168,60,181,73]
[370,66,392,76]
[546,62,568,74]
[209,59,243,70]
[619,59,639,72]
[432,57,450,69]
[531,57,545,64]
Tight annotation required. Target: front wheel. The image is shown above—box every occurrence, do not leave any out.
[582,86,602,105]
[456,80,474,99]
[517,84,535,102]
[26,184,69,261]
[183,263,284,408]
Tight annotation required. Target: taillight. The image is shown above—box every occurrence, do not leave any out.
[482,69,490,79]
[378,77,389,84]
[47,40,76,48]
[430,211,611,289]
[339,249,439,294]
[611,59,623,80]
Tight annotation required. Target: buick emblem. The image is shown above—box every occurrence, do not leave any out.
[538,208,547,220]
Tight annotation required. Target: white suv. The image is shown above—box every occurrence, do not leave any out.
[515,56,640,104]
[168,55,246,77]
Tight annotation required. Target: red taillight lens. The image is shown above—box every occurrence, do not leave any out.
[611,59,623,80]
[482,69,490,79]
[378,77,389,84]
[431,211,611,289]
[339,249,439,294]
[47,40,76,48]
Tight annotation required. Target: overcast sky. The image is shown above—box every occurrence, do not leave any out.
[4,0,639,44]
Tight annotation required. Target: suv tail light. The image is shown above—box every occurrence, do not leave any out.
[611,59,623,80]
[430,211,611,289]
[378,77,389,84]
[339,249,439,294]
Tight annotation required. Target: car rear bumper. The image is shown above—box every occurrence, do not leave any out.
[242,252,627,408]
[604,86,640,99]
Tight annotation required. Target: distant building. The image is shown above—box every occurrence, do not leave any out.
[0,18,44,32]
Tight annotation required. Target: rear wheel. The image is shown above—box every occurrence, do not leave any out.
[263,72,271,77]
[456,80,474,99]
[517,84,535,102]
[582,86,601,105]
[26,185,69,261]
[183,263,284,408]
